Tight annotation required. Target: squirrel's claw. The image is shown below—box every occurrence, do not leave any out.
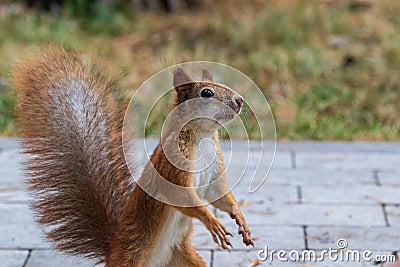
[230,207,254,247]
[243,233,254,247]
[206,216,232,251]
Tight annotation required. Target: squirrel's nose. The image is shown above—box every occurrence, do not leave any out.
[233,95,243,111]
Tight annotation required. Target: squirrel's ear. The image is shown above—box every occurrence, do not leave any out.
[201,68,214,82]
[173,68,193,102]
[173,68,193,88]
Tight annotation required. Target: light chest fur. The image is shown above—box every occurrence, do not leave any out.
[192,135,218,197]
[145,135,218,267]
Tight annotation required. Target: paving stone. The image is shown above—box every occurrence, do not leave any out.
[224,165,279,192]
[0,154,32,202]
[301,185,400,205]
[386,205,400,226]
[222,150,292,170]
[193,223,304,250]
[296,151,400,170]
[378,170,400,186]
[307,226,400,250]
[219,140,276,152]
[0,149,23,170]
[0,137,18,150]
[25,249,210,267]
[0,224,49,249]
[263,169,376,186]
[216,203,386,227]
[221,169,378,202]
[0,188,31,203]
[212,250,267,267]
[0,250,29,267]
[278,141,400,153]
[26,250,102,267]
[197,250,212,267]
[0,166,23,182]
[0,203,48,249]
[229,184,299,204]
[0,203,35,225]
[0,168,23,184]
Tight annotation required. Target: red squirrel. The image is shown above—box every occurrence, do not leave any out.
[14,47,253,266]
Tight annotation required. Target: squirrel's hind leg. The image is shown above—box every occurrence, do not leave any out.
[168,246,206,267]
[167,224,207,267]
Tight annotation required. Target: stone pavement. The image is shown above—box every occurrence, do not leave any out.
[0,138,399,267]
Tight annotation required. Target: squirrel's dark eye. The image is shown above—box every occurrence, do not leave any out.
[200,88,214,98]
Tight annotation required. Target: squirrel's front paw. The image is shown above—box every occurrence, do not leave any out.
[204,215,233,250]
[230,206,254,247]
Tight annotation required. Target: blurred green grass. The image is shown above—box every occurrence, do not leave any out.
[0,0,399,140]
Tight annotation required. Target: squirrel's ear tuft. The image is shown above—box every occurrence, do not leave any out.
[201,68,214,82]
[173,67,193,88]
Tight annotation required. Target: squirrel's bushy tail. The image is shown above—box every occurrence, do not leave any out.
[13,47,133,260]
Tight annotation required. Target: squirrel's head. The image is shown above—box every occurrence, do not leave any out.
[171,67,243,133]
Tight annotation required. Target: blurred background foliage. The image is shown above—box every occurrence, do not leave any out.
[0,0,399,140]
